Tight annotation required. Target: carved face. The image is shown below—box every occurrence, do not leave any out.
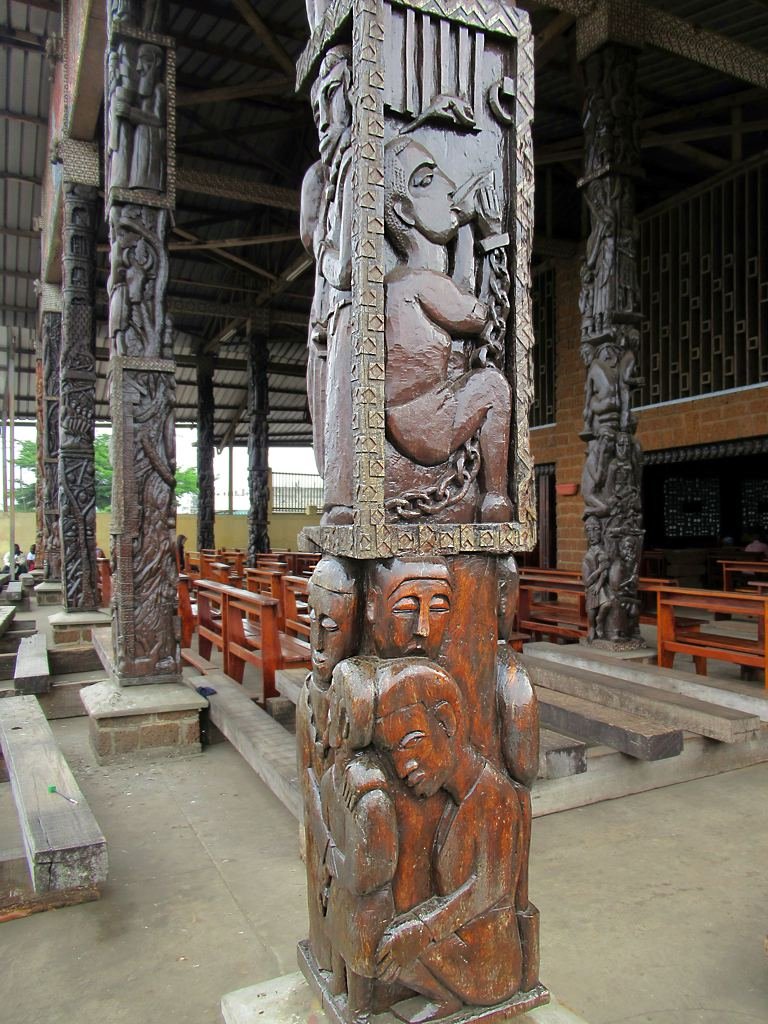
[375,702,456,799]
[314,56,351,165]
[615,432,630,458]
[585,518,602,546]
[391,140,458,246]
[309,583,356,688]
[136,45,161,96]
[368,561,452,660]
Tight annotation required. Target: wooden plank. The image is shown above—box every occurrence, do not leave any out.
[48,645,103,676]
[536,688,684,761]
[0,696,107,893]
[190,671,300,820]
[523,655,761,744]
[538,729,588,779]
[4,583,23,604]
[13,633,50,695]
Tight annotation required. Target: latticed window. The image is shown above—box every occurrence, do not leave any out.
[638,157,768,406]
[531,266,556,426]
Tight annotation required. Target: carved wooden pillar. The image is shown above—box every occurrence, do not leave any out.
[196,353,215,552]
[295,4,548,1022]
[578,43,645,649]
[105,0,179,684]
[35,337,44,563]
[247,334,270,561]
[60,183,99,610]
[40,302,62,581]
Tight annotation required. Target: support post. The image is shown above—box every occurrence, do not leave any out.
[247,331,269,561]
[59,183,99,611]
[294,4,547,1022]
[196,352,215,551]
[39,295,63,581]
[105,0,179,685]
[578,43,645,649]
[34,333,45,565]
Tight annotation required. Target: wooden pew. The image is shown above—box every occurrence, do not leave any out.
[244,568,285,629]
[281,574,310,643]
[194,580,229,663]
[518,574,587,642]
[719,559,768,592]
[657,586,768,684]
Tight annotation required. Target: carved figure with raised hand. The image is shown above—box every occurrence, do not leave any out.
[298,556,361,972]
[318,659,398,1024]
[384,137,513,523]
[583,516,611,642]
[301,46,354,524]
[373,660,524,1024]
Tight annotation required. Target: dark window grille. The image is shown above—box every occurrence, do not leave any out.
[531,266,556,426]
[639,158,768,406]
[271,472,323,514]
[663,477,720,539]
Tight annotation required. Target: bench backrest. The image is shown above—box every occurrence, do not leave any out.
[282,575,310,642]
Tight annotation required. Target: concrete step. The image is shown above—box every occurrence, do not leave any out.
[538,729,588,779]
[524,641,768,721]
[522,654,761,744]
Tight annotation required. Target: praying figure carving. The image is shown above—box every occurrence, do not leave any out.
[383,137,513,524]
[107,41,166,194]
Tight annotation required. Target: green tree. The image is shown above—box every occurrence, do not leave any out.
[12,434,198,511]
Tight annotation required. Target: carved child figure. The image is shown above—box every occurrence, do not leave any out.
[383,137,513,523]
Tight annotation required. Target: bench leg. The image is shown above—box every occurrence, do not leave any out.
[199,634,212,660]
[693,655,708,676]
[263,666,277,704]
[658,648,675,670]
[226,653,245,685]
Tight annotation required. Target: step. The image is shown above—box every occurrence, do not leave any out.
[0,605,16,639]
[186,671,300,820]
[522,655,761,744]
[538,729,588,779]
[535,688,684,761]
[0,695,107,895]
[524,642,768,721]
[13,632,50,695]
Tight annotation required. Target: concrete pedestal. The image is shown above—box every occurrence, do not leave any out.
[80,677,207,765]
[34,581,63,606]
[221,973,591,1024]
[49,610,111,646]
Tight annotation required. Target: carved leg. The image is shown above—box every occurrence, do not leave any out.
[391,961,462,1024]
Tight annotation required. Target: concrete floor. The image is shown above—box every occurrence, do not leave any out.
[1,716,766,1024]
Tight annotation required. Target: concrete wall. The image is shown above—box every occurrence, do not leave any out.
[0,510,321,561]
[530,259,768,570]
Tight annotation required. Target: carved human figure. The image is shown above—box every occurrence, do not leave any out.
[317,659,398,1024]
[581,341,622,440]
[107,42,134,190]
[373,660,524,1023]
[300,46,354,524]
[298,556,360,971]
[583,516,611,642]
[109,43,166,193]
[603,430,641,524]
[495,555,539,982]
[583,178,617,334]
[383,137,513,522]
[366,557,452,661]
[607,533,641,640]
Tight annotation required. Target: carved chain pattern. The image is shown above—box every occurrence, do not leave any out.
[473,246,510,370]
[384,436,481,520]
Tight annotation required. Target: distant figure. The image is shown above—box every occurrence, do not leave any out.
[26,544,36,571]
[4,544,24,580]
[744,531,768,558]
[176,534,187,572]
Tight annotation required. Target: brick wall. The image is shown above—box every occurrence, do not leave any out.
[529,258,768,570]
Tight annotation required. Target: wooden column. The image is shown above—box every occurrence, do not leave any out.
[40,300,62,581]
[105,0,179,684]
[59,183,99,611]
[247,333,269,562]
[196,353,215,551]
[295,4,547,1022]
[578,43,645,649]
[34,335,44,564]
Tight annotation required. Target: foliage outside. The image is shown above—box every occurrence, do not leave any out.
[13,434,198,511]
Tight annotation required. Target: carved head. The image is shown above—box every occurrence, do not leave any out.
[325,657,376,751]
[136,44,162,95]
[309,556,359,688]
[374,659,465,799]
[585,516,602,546]
[619,534,638,562]
[311,45,351,166]
[366,557,452,660]
[615,431,631,458]
[384,138,458,256]
[497,555,519,643]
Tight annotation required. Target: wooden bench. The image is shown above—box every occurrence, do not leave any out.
[244,568,285,629]
[281,574,310,643]
[0,695,107,906]
[719,559,768,592]
[518,575,587,641]
[657,586,768,684]
[178,574,196,650]
[13,632,50,695]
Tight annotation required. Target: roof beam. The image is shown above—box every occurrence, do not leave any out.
[0,110,47,128]
[171,225,276,282]
[230,0,296,77]
[177,166,300,211]
[177,75,291,107]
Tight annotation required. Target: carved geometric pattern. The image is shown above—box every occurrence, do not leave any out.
[638,158,768,406]
[531,267,556,427]
[41,311,62,581]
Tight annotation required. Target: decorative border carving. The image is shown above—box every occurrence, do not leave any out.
[296,0,353,89]
[61,138,101,186]
[643,435,768,465]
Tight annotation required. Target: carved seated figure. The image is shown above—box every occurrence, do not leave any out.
[383,136,513,523]
[372,659,524,1024]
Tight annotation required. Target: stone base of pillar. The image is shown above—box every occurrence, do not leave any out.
[34,581,63,606]
[577,638,656,662]
[80,677,207,765]
[49,610,111,646]
[222,972,587,1024]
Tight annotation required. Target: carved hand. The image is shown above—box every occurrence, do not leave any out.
[375,915,430,983]
[475,185,504,238]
